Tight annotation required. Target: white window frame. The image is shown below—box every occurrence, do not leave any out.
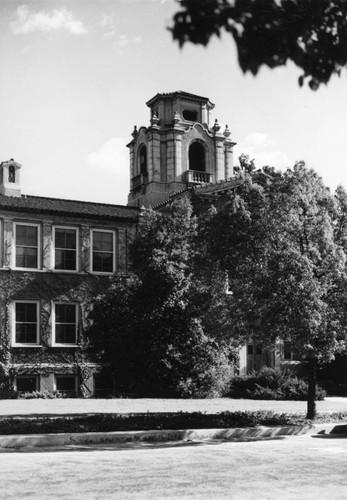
[53,226,79,272]
[52,302,79,347]
[54,375,78,395]
[90,229,116,275]
[14,222,41,270]
[12,300,40,347]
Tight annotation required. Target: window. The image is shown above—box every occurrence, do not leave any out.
[54,227,78,271]
[183,109,198,121]
[55,375,77,396]
[15,223,40,269]
[53,303,78,345]
[284,342,298,361]
[247,344,253,356]
[189,142,205,172]
[9,165,15,183]
[138,145,147,175]
[16,376,39,393]
[94,374,113,398]
[91,230,115,274]
[13,301,39,345]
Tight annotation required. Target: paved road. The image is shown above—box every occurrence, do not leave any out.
[0,434,346,499]
[0,397,346,416]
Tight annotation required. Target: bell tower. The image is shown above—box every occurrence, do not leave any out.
[0,158,22,197]
[127,91,236,208]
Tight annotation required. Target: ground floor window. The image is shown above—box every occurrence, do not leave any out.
[53,303,78,345]
[283,342,299,361]
[94,374,113,398]
[16,375,39,393]
[247,344,253,355]
[13,301,40,345]
[55,375,78,396]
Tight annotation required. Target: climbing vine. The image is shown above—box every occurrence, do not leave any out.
[0,270,112,397]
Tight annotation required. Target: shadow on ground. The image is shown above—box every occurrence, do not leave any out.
[312,434,347,439]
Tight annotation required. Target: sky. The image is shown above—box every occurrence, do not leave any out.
[1,0,347,206]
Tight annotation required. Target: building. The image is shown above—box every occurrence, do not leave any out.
[127,91,236,208]
[127,91,288,375]
[0,158,138,396]
[0,91,290,397]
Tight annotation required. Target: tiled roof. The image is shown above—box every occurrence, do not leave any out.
[153,178,242,209]
[192,178,242,195]
[146,91,214,108]
[0,194,139,221]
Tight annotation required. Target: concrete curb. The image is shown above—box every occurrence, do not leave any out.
[0,423,330,449]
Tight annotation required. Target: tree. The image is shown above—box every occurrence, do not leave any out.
[89,199,238,398]
[205,163,347,418]
[170,0,347,89]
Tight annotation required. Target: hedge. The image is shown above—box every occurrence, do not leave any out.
[0,410,346,435]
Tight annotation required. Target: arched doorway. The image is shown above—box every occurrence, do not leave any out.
[189,142,205,172]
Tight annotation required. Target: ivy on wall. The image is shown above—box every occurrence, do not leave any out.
[0,270,112,396]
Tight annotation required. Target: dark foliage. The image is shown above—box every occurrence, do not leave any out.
[1,409,346,435]
[203,163,347,418]
[318,353,347,396]
[88,200,238,398]
[226,367,326,400]
[171,0,347,89]
[0,410,315,435]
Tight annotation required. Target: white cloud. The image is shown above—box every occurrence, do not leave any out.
[21,44,33,54]
[113,34,142,54]
[10,5,87,35]
[118,34,129,48]
[100,13,115,37]
[116,33,142,48]
[87,137,129,174]
[99,14,142,45]
[240,131,275,149]
[104,30,116,38]
[235,132,292,170]
[100,14,113,28]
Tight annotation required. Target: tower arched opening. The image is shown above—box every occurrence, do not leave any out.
[189,142,206,172]
[9,165,16,183]
[138,145,147,175]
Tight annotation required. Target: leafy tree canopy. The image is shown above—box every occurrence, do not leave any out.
[170,0,347,89]
[205,162,347,417]
[89,162,347,414]
[89,199,239,398]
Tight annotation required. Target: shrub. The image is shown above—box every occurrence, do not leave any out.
[0,411,307,435]
[19,390,67,399]
[226,367,326,400]
[0,389,18,400]
[0,410,346,435]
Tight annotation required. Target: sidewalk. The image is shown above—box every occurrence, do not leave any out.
[0,397,346,417]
